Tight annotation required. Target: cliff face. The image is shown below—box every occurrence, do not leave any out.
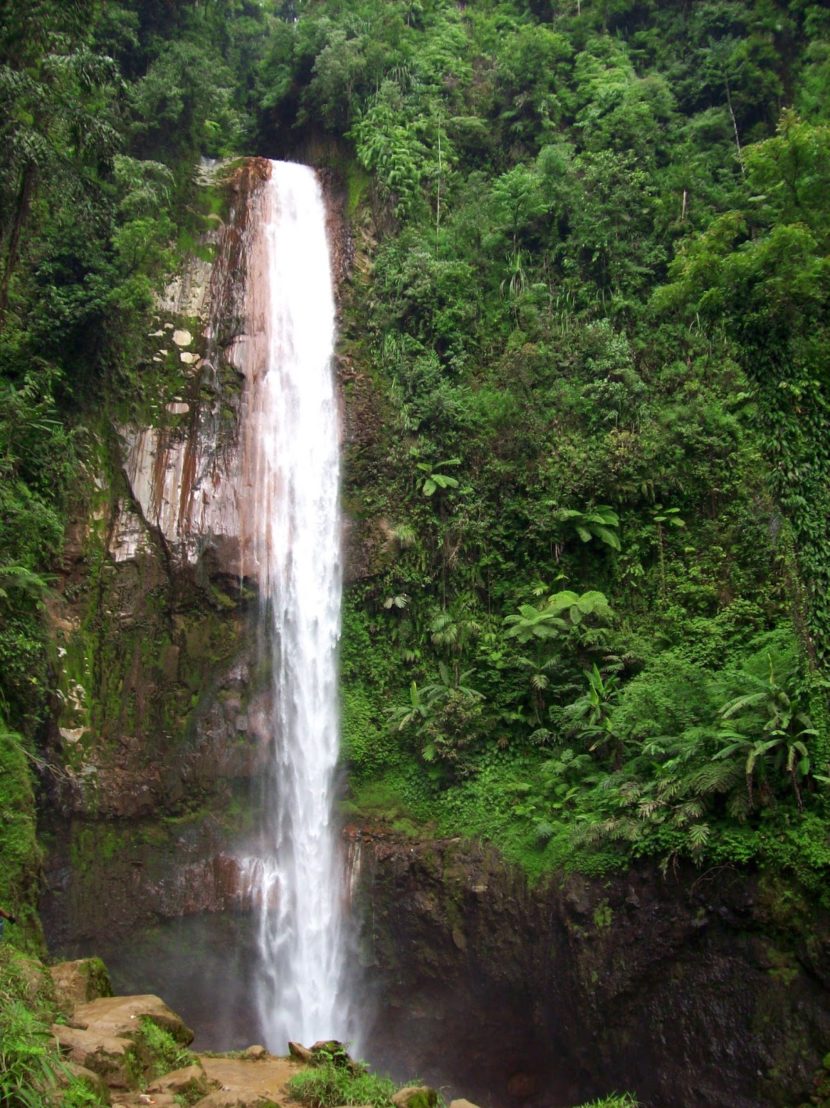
[41,160,277,942]
[352,831,830,1108]
[40,155,360,953]
[44,816,830,1107]
[39,153,381,951]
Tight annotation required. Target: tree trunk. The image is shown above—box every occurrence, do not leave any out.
[0,163,37,325]
[724,76,745,176]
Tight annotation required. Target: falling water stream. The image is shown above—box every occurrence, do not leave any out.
[238,160,350,1050]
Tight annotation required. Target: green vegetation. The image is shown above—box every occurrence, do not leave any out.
[272,0,830,886]
[0,722,46,952]
[1,0,830,935]
[0,949,201,1105]
[136,1016,195,1080]
[0,0,255,922]
[0,948,105,1107]
[287,1058,404,1108]
[0,0,827,1099]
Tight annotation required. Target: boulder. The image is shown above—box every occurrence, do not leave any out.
[309,1039,362,1073]
[449,1101,482,1108]
[63,1061,112,1103]
[50,958,112,1013]
[288,1041,313,1063]
[147,1062,211,1099]
[240,1044,269,1061]
[72,994,194,1045]
[52,1024,138,1089]
[391,1086,439,1108]
[310,1038,349,1058]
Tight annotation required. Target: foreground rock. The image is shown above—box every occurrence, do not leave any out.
[50,957,112,1013]
[71,993,194,1044]
[391,1087,439,1108]
[53,1023,141,1089]
[288,1040,314,1063]
[50,980,198,1099]
[196,1054,301,1106]
[148,1063,211,1100]
[48,967,312,1107]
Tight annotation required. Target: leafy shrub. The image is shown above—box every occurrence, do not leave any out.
[287,1059,400,1108]
[0,951,106,1107]
[0,998,63,1108]
[137,1016,195,1079]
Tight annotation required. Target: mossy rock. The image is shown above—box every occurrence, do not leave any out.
[50,956,112,1015]
[391,1086,439,1108]
[0,947,57,1020]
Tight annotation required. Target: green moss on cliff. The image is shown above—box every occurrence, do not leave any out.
[0,726,44,951]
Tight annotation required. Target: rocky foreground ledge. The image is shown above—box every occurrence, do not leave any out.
[48,958,474,1108]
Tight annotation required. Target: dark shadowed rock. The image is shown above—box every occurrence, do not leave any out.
[353,829,830,1108]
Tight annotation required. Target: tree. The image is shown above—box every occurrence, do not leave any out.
[0,6,120,319]
[389,662,484,772]
[128,40,242,167]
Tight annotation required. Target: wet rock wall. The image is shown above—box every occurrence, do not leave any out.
[352,831,830,1108]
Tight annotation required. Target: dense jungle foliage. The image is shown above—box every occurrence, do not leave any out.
[2,0,830,931]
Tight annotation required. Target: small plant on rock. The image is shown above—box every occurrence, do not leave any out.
[287,1058,400,1108]
[137,1017,195,1080]
[0,961,106,1107]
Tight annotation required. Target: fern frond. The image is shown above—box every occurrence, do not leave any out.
[727,790,751,821]
[637,798,663,820]
[689,760,742,795]
[657,776,685,802]
[688,822,710,853]
[675,800,704,825]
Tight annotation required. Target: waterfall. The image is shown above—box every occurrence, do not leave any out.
[238,160,350,1049]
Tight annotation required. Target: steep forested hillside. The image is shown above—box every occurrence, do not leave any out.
[2,0,830,930]
[0,0,248,941]
[269,0,830,884]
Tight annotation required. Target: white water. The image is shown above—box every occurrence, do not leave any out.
[238,161,350,1049]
